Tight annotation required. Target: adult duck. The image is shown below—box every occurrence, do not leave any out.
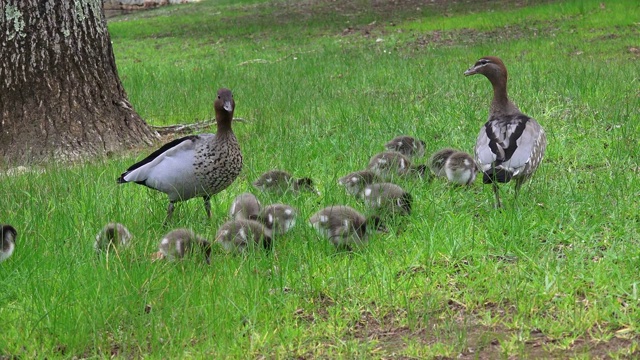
[464,57,546,208]
[118,88,242,221]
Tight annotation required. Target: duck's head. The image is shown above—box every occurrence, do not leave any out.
[215,88,235,114]
[464,56,507,81]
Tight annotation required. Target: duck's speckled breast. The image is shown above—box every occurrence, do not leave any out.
[194,133,243,196]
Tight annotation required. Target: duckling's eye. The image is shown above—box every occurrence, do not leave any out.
[217,95,221,99]
[479,59,489,65]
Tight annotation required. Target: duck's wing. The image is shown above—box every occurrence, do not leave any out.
[118,135,198,182]
[475,114,544,179]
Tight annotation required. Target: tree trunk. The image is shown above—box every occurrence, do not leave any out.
[0,0,158,165]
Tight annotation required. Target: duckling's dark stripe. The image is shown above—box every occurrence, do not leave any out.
[1,225,17,242]
[400,192,413,214]
[262,235,273,251]
[118,135,199,181]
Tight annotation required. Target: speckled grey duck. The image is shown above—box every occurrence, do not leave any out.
[464,56,547,208]
[428,148,457,178]
[444,151,477,186]
[158,228,212,264]
[337,170,383,197]
[94,222,133,253]
[384,135,426,159]
[367,151,427,181]
[309,205,386,250]
[0,225,17,263]
[118,88,242,221]
[229,192,262,221]
[253,170,317,194]
[215,219,273,254]
[360,183,412,216]
[258,204,297,235]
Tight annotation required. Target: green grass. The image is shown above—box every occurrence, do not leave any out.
[2,0,640,357]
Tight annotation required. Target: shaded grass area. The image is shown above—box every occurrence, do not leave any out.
[1,0,639,358]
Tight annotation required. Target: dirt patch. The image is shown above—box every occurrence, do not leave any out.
[340,303,640,358]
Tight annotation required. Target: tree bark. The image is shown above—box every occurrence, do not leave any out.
[0,0,158,165]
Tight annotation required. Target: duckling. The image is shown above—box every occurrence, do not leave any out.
[337,170,382,197]
[118,88,242,222]
[384,135,426,158]
[367,151,426,181]
[258,204,297,235]
[464,56,547,208]
[428,148,457,178]
[158,228,212,264]
[215,219,273,254]
[94,222,133,253]
[253,170,318,194]
[444,151,477,185]
[360,183,412,216]
[0,225,17,262]
[229,192,261,221]
[309,205,386,250]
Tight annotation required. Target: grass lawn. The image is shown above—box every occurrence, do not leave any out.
[1,0,639,358]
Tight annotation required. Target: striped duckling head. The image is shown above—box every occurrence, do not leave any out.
[258,203,297,236]
[94,222,133,253]
[337,170,383,197]
[367,151,426,181]
[253,170,318,195]
[0,225,17,263]
[428,148,457,178]
[229,192,262,221]
[215,219,273,254]
[384,135,426,159]
[309,205,387,251]
[444,151,477,186]
[360,182,412,217]
[158,228,212,264]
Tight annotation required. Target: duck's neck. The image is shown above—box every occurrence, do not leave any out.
[489,75,520,118]
[216,114,234,135]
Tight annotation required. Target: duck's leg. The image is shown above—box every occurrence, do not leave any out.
[203,196,212,218]
[164,202,176,226]
[492,182,502,209]
[513,177,528,206]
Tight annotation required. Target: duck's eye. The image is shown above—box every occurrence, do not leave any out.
[217,95,221,99]
[479,59,489,65]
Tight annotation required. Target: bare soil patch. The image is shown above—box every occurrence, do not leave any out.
[345,304,639,358]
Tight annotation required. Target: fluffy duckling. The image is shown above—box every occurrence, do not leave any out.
[428,148,457,178]
[253,170,318,194]
[444,151,477,185]
[158,228,212,264]
[229,192,261,221]
[118,88,242,222]
[0,225,17,262]
[337,170,382,197]
[309,205,386,250]
[360,183,412,216]
[258,204,297,235]
[215,219,273,254]
[384,135,426,158]
[464,56,547,208]
[94,222,133,253]
[367,151,426,181]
